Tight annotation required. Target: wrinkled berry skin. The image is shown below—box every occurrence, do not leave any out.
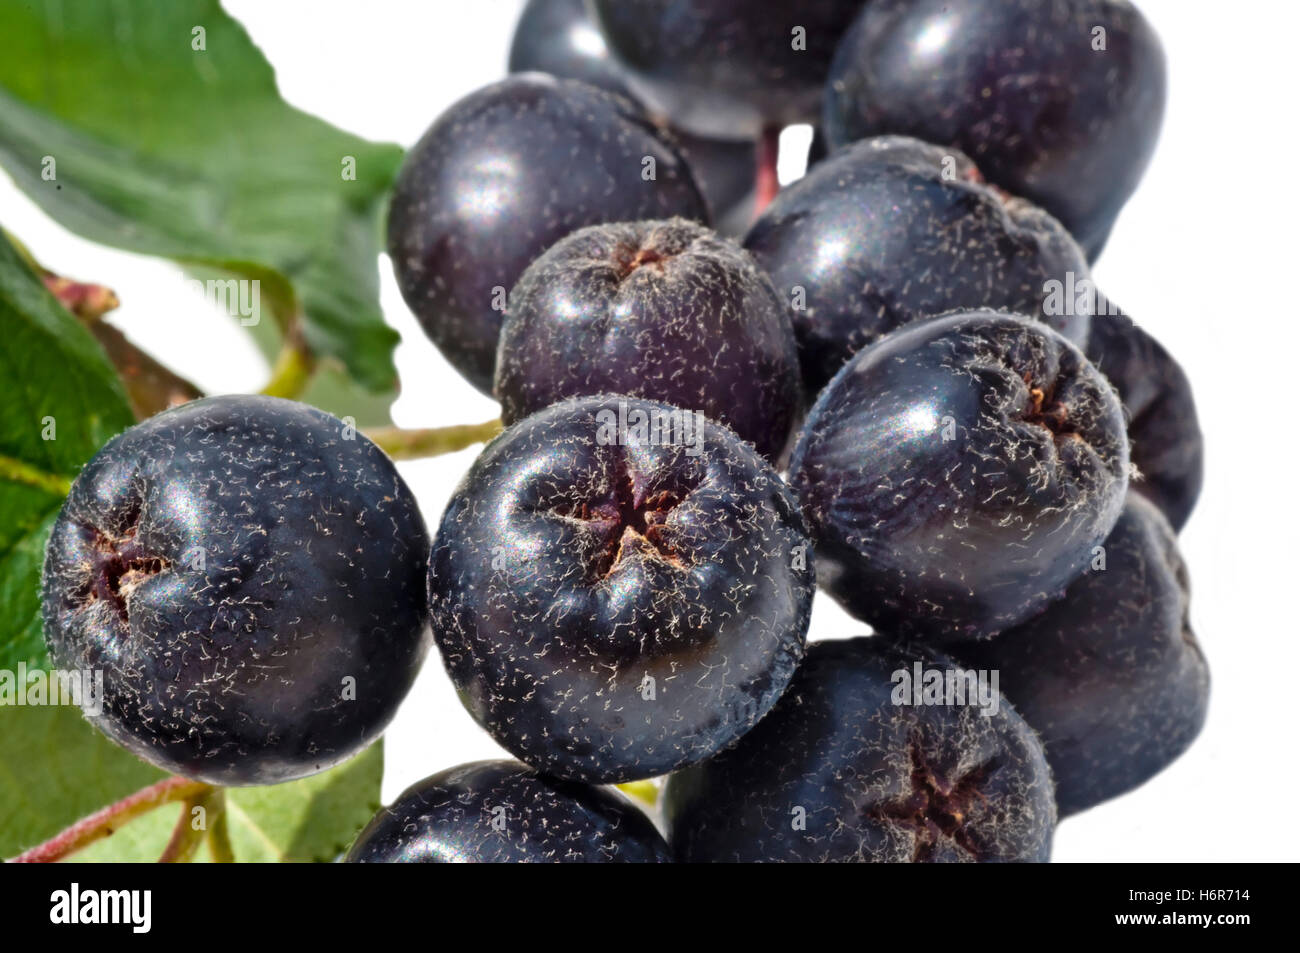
[664,638,1056,862]
[946,495,1209,816]
[745,137,1091,400]
[823,0,1167,261]
[508,0,756,229]
[495,218,801,463]
[41,395,430,786]
[429,396,815,783]
[1087,301,1203,531]
[388,75,708,394]
[789,312,1129,641]
[589,0,865,138]
[346,760,670,863]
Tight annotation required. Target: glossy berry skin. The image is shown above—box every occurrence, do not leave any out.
[806,126,830,168]
[508,0,637,101]
[495,218,801,463]
[507,0,756,229]
[41,395,430,786]
[346,760,670,863]
[823,0,1167,261]
[589,0,865,138]
[670,131,757,236]
[429,396,815,783]
[946,495,1209,816]
[1087,301,1203,531]
[664,638,1056,862]
[789,312,1129,642]
[388,75,708,394]
[745,137,1091,400]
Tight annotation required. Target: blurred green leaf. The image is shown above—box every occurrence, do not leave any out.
[68,743,384,863]
[0,692,382,862]
[220,742,383,862]
[0,230,135,670]
[0,0,405,393]
[0,703,166,859]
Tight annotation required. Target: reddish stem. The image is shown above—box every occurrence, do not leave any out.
[754,125,782,217]
[41,273,120,321]
[7,776,213,863]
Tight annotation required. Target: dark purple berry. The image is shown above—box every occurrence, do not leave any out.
[346,760,670,863]
[495,218,801,463]
[588,0,866,138]
[823,0,1167,260]
[945,495,1209,816]
[428,396,815,783]
[508,0,757,229]
[1087,300,1203,531]
[789,311,1129,641]
[41,395,430,786]
[745,136,1091,399]
[387,75,708,394]
[670,130,757,235]
[806,125,830,167]
[664,638,1057,862]
[509,0,638,101]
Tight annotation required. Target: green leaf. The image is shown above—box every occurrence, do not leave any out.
[67,743,384,863]
[0,703,166,859]
[220,742,383,862]
[0,231,135,670]
[0,0,405,392]
[0,693,382,862]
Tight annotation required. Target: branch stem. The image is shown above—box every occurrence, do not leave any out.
[207,791,235,863]
[260,330,316,400]
[0,454,72,497]
[754,125,783,217]
[365,419,502,461]
[8,776,215,863]
[158,788,219,863]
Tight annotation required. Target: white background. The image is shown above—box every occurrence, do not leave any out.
[3,0,1296,862]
